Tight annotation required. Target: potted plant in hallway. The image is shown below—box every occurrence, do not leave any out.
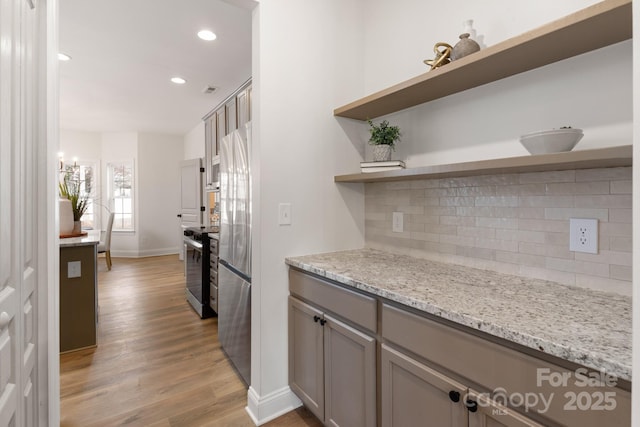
[367,119,401,161]
[59,174,90,234]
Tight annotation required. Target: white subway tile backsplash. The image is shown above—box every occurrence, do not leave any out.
[610,236,632,252]
[544,208,608,221]
[575,195,632,209]
[476,217,519,230]
[609,209,632,223]
[457,226,496,239]
[610,265,632,281]
[519,195,574,208]
[519,170,575,184]
[496,229,546,243]
[495,251,546,268]
[364,166,632,296]
[575,167,631,182]
[611,180,633,194]
[475,196,519,207]
[545,181,610,195]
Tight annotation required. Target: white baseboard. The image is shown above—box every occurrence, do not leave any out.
[245,385,302,426]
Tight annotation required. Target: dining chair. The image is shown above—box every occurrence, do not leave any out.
[98,212,115,270]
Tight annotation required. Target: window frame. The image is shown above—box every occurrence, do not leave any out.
[107,160,135,232]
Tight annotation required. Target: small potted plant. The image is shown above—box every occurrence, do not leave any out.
[59,175,90,234]
[367,119,401,161]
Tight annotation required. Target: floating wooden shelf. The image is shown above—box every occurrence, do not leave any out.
[334,145,632,183]
[334,0,632,120]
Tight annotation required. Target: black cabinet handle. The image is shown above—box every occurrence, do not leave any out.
[319,319,327,326]
[313,315,320,323]
[449,391,460,402]
[177,214,182,218]
[465,399,478,413]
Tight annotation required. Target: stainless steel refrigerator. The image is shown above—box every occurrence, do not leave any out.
[218,123,251,385]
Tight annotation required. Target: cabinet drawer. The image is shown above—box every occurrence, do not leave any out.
[209,284,218,312]
[209,238,218,255]
[210,256,218,272]
[210,269,218,286]
[382,304,630,427]
[289,269,376,333]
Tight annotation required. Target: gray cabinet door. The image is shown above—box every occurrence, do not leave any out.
[467,389,544,427]
[289,297,324,421]
[381,344,468,427]
[324,314,376,427]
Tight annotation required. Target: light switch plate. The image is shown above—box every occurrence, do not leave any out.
[278,203,292,225]
[569,218,598,254]
[392,212,404,233]
[68,261,81,278]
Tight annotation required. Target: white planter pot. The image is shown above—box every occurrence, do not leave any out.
[59,198,74,235]
[372,145,392,162]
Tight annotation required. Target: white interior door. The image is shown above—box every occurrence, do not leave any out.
[178,158,203,260]
[0,0,42,424]
[180,158,204,226]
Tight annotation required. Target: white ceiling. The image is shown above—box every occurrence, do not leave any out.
[59,0,253,136]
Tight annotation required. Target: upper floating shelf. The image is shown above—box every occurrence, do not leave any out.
[334,0,632,120]
[334,145,632,183]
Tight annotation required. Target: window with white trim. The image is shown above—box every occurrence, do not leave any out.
[107,161,134,231]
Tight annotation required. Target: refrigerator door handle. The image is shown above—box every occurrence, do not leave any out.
[219,259,252,284]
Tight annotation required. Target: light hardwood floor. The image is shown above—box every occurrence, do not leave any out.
[60,255,322,427]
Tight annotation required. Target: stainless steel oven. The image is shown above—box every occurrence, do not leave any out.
[183,227,216,318]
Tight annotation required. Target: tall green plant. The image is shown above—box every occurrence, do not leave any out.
[59,175,90,221]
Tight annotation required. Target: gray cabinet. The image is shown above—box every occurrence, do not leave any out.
[288,269,377,427]
[381,303,630,427]
[288,296,376,427]
[381,344,468,427]
[203,80,251,190]
[381,344,543,427]
[289,297,324,419]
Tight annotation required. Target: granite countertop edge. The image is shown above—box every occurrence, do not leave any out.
[285,250,631,382]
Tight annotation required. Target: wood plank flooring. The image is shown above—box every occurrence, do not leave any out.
[60,255,322,427]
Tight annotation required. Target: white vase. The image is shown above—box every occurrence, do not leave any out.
[372,145,392,162]
[59,198,74,235]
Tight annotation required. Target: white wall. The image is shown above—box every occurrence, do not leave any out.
[138,133,183,256]
[59,129,101,160]
[358,0,631,167]
[249,0,634,424]
[248,0,366,423]
[183,121,205,160]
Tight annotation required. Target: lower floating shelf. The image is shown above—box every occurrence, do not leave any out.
[334,145,632,183]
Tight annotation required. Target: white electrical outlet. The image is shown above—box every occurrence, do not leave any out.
[569,218,598,254]
[278,203,292,225]
[392,212,404,233]
[68,261,82,278]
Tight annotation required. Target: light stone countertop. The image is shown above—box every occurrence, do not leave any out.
[285,248,631,382]
[59,229,100,248]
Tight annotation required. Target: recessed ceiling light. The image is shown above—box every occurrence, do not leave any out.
[171,77,187,85]
[197,30,217,41]
[58,53,72,61]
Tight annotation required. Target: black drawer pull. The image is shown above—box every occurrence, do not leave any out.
[319,319,327,326]
[449,391,460,402]
[313,315,320,323]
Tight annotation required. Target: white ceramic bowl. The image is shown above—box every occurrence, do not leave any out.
[519,128,583,155]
